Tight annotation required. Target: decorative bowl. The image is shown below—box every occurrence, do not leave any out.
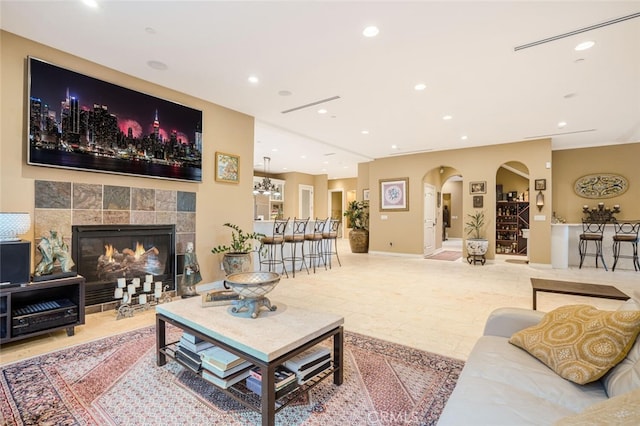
[224,271,280,299]
[224,272,280,318]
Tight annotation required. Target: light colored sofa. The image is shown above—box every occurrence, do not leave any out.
[438,306,640,425]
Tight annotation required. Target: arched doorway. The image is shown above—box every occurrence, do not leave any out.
[495,161,530,258]
[423,166,462,256]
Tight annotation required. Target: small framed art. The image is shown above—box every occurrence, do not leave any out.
[363,189,370,201]
[470,181,486,194]
[215,152,239,183]
[379,178,409,211]
[473,195,484,208]
[535,179,546,191]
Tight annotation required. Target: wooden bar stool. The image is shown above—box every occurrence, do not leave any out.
[304,218,327,273]
[283,217,309,277]
[258,218,289,278]
[612,221,640,271]
[322,218,342,269]
[578,220,607,271]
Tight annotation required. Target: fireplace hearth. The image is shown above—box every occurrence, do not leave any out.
[72,224,176,307]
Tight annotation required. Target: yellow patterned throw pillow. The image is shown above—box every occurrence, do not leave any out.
[509,304,640,385]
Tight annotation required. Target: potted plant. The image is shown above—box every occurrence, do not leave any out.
[464,210,489,264]
[343,200,369,253]
[211,223,265,274]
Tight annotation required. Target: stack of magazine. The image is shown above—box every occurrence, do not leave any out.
[246,365,298,399]
[283,347,332,385]
[199,346,252,389]
[175,332,215,372]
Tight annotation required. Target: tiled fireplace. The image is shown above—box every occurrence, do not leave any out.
[34,180,197,311]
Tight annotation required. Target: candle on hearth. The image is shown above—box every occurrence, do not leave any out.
[154,289,162,299]
[139,294,147,305]
[117,278,126,288]
[133,277,141,288]
[128,284,136,295]
[114,288,123,299]
[155,281,162,291]
[145,274,153,283]
[122,292,129,304]
[143,281,151,292]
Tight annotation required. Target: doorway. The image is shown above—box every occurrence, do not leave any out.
[423,183,436,256]
[328,189,344,237]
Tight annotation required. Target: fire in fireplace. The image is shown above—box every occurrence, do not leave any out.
[72,224,176,306]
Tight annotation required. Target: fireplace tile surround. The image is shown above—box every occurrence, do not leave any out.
[33,180,196,312]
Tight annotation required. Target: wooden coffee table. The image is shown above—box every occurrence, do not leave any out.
[156,297,344,426]
[530,278,629,310]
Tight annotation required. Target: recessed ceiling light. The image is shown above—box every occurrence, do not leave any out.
[391,144,398,149]
[82,0,99,8]
[558,121,567,128]
[271,148,278,152]
[442,115,453,120]
[363,26,379,37]
[248,75,259,84]
[278,90,292,96]
[147,60,168,71]
[461,135,468,140]
[361,130,369,135]
[414,83,426,91]
[318,109,327,114]
[575,41,595,51]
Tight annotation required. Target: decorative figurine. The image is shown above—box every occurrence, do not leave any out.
[181,242,201,298]
[34,230,75,277]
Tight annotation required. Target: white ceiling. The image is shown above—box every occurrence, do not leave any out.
[2,1,639,179]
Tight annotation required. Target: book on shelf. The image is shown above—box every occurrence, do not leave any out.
[283,347,331,373]
[202,368,250,389]
[245,376,299,399]
[201,290,240,307]
[199,346,245,370]
[175,350,202,373]
[248,365,297,390]
[178,335,215,353]
[201,358,252,378]
[296,360,332,384]
[176,345,204,365]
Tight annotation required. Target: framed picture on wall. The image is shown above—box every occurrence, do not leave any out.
[473,195,484,208]
[535,179,546,191]
[470,181,486,194]
[215,152,240,183]
[363,189,370,201]
[379,178,409,211]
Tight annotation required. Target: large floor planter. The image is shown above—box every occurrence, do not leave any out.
[465,238,489,265]
[349,229,369,253]
[222,252,252,275]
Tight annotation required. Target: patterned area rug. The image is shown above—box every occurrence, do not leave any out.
[425,251,462,261]
[0,326,463,425]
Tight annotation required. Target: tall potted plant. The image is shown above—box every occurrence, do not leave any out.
[344,200,369,253]
[211,223,265,274]
[464,210,489,264]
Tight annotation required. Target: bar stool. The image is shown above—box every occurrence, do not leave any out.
[258,218,289,278]
[304,218,327,273]
[283,217,309,277]
[579,220,607,270]
[612,221,640,271]
[322,218,342,269]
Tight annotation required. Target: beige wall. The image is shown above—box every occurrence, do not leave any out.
[1,31,255,283]
[366,139,553,263]
[552,143,640,223]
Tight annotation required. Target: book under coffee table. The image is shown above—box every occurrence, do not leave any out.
[156,297,344,426]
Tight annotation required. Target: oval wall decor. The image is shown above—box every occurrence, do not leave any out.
[574,174,628,199]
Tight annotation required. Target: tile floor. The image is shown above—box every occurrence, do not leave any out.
[1,238,638,366]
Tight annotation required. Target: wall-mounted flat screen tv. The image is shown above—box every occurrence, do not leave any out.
[27,56,203,182]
